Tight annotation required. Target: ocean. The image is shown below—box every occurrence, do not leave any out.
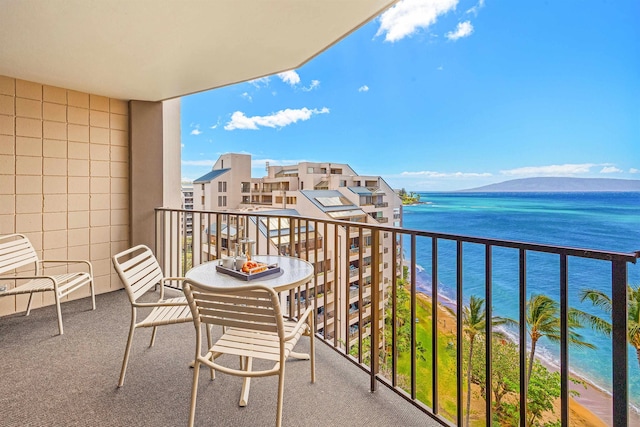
[402,192,640,407]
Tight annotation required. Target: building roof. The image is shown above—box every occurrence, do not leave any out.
[0,1,396,101]
[300,190,361,213]
[194,169,230,184]
[349,186,385,195]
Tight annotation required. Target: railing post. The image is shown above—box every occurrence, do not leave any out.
[431,237,439,415]
[456,241,463,427]
[485,244,493,426]
[370,227,380,392]
[519,249,527,427]
[612,259,628,427]
[560,254,569,427]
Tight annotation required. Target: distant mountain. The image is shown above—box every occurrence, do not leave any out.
[460,177,640,192]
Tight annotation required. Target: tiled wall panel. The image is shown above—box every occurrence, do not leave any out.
[0,76,129,316]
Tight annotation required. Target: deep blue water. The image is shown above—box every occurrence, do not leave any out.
[402,192,640,405]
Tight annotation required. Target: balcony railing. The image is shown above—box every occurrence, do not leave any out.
[156,207,639,427]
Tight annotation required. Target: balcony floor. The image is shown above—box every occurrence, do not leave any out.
[0,289,440,427]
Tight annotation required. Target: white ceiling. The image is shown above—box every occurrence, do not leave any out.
[0,1,396,101]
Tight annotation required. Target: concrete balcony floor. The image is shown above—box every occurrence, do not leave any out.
[0,290,440,427]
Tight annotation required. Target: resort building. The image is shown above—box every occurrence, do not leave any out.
[192,153,403,345]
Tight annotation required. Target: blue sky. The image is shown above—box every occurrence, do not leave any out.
[180,0,639,191]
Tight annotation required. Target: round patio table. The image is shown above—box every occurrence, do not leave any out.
[185,254,313,293]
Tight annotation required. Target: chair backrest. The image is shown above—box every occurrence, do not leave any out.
[112,245,164,303]
[183,279,285,339]
[0,234,39,275]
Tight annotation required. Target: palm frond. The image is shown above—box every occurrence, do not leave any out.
[579,289,612,315]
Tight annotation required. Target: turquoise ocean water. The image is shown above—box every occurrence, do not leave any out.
[402,192,640,407]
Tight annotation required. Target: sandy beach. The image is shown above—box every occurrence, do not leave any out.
[416,291,639,426]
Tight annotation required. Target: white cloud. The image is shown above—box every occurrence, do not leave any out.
[224,107,330,131]
[189,124,202,135]
[248,77,270,88]
[600,166,622,173]
[445,21,473,40]
[241,92,252,102]
[437,66,444,71]
[182,159,216,166]
[500,163,597,176]
[302,80,320,92]
[277,70,300,86]
[376,0,459,43]
[400,170,492,178]
[630,168,640,174]
[466,0,485,16]
[358,85,370,92]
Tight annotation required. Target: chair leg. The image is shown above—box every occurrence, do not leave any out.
[276,365,285,427]
[206,325,215,380]
[239,357,253,407]
[149,326,158,347]
[25,292,34,316]
[309,318,316,383]
[188,359,201,427]
[89,279,96,310]
[118,322,137,387]
[54,291,64,335]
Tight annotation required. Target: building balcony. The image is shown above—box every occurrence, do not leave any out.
[2,202,638,426]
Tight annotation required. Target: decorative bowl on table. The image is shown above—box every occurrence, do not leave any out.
[215,261,281,281]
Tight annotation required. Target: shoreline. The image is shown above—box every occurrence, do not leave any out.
[415,290,640,426]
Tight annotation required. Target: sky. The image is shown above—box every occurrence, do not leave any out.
[180,0,640,192]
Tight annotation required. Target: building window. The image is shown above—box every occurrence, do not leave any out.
[218,196,227,207]
[339,180,346,187]
[201,196,205,205]
[286,196,296,204]
[307,167,314,173]
[300,181,304,190]
[218,181,227,192]
[201,183,205,190]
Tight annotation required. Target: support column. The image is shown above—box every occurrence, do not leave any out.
[129,99,181,252]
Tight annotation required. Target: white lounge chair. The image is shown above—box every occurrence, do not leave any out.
[112,244,192,387]
[182,279,315,427]
[0,233,95,335]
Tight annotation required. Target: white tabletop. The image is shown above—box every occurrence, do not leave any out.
[185,255,314,293]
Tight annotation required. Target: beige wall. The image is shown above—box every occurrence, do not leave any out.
[0,75,130,316]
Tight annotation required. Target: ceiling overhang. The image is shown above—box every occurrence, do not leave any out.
[0,0,397,101]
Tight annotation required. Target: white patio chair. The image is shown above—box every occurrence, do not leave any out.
[182,279,316,427]
[112,244,192,387]
[0,233,95,335]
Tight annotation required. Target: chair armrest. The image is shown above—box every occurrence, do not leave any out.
[0,275,57,283]
[38,259,93,275]
[284,303,315,341]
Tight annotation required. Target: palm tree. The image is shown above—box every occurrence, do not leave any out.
[578,285,640,368]
[526,294,595,384]
[463,295,515,427]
